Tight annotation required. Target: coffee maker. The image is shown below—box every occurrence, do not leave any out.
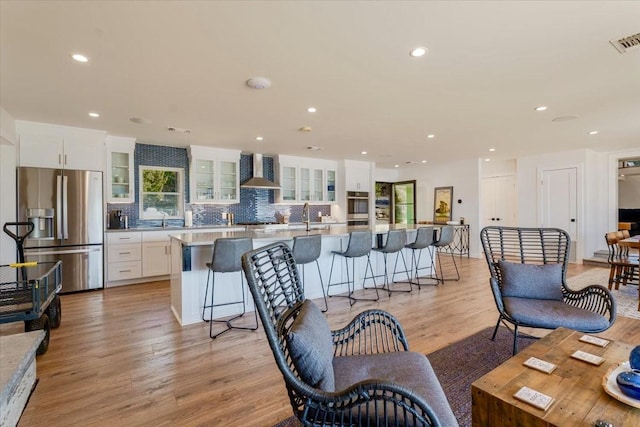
[109,210,124,229]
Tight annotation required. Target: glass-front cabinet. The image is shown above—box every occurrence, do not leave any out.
[280,166,297,202]
[326,169,336,202]
[277,155,338,204]
[188,146,240,204]
[300,167,324,201]
[106,136,136,203]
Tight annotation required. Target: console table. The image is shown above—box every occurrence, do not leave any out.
[449,224,470,258]
[472,327,640,426]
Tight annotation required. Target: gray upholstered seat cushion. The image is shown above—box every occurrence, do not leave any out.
[286,300,335,391]
[503,297,610,331]
[333,351,459,427]
[499,260,564,300]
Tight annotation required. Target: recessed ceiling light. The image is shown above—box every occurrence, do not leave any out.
[421,160,427,163]
[394,164,400,168]
[588,130,599,135]
[88,112,99,118]
[485,158,491,162]
[256,136,264,141]
[489,148,496,152]
[427,134,435,139]
[409,47,428,57]
[71,53,88,63]
[535,106,547,111]
[361,151,367,155]
[307,107,317,113]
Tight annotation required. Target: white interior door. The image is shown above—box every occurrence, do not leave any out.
[541,168,577,239]
[481,175,516,228]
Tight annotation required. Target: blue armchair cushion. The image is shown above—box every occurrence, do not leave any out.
[333,351,459,426]
[286,300,335,391]
[499,260,563,300]
[503,297,610,331]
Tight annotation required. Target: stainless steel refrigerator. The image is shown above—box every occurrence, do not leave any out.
[17,167,104,293]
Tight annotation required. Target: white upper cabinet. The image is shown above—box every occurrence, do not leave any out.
[343,160,371,192]
[188,146,241,204]
[276,155,338,204]
[16,120,106,171]
[106,136,136,203]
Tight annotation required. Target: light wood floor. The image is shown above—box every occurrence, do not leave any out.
[8,257,639,426]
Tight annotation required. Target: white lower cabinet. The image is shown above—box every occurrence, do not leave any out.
[106,230,171,285]
[106,232,143,284]
[142,232,171,277]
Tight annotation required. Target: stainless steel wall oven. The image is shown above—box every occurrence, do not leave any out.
[347,191,369,226]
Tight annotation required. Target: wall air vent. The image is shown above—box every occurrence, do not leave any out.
[610,32,640,53]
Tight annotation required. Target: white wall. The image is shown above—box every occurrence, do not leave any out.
[398,158,481,257]
[0,107,17,264]
[374,168,400,183]
[619,175,640,208]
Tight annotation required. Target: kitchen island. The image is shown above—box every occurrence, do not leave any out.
[169,224,434,326]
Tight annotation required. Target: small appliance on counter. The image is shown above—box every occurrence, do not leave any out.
[109,210,125,229]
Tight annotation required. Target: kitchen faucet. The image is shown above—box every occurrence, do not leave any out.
[302,203,310,231]
[161,212,168,228]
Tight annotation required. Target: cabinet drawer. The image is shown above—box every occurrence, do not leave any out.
[107,232,142,244]
[107,261,142,281]
[108,244,141,262]
[142,230,172,243]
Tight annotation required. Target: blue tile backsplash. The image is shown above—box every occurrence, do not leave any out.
[107,144,330,228]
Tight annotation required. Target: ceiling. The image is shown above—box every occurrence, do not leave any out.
[1,1,639,169]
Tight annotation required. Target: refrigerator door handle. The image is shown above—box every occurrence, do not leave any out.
[25,247,101,256]
[62,175,69,239]
[56,174,63,239]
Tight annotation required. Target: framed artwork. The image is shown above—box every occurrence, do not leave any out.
[433,186,453,224]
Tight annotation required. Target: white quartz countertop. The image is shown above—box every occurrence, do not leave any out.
[171,224,425,246]
[105,225,242,233]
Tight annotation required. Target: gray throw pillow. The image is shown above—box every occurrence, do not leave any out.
[286,300,335,391]
[499,260,564,300]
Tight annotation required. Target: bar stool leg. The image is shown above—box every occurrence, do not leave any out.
[327,253,378,305]
[314,259,329,312]
[298,262,328,312]
[389,249,411,291]
[410,247,439,287]
[436,247,460,282]
[208,272,259,339]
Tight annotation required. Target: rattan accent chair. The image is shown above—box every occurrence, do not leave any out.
[242,242,458,427]
[481,226,616,355]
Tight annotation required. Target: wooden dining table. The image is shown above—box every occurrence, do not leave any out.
[619,235,640,249]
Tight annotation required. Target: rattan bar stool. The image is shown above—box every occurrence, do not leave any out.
[432,226,460,282]
[404,226,439,287]
[327,230,378,306]
[292,234,328,312]
[370,229,411,295]
[202,237,258,339]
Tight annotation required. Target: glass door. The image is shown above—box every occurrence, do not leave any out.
[393,181,416,224]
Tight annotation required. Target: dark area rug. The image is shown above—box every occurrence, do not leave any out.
[273,326,534,427]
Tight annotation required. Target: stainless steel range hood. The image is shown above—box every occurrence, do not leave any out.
[241,153,280,189]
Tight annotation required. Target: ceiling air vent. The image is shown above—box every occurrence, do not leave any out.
[610,32,640,53]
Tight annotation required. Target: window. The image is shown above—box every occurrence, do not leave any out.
[139,166,184,219]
